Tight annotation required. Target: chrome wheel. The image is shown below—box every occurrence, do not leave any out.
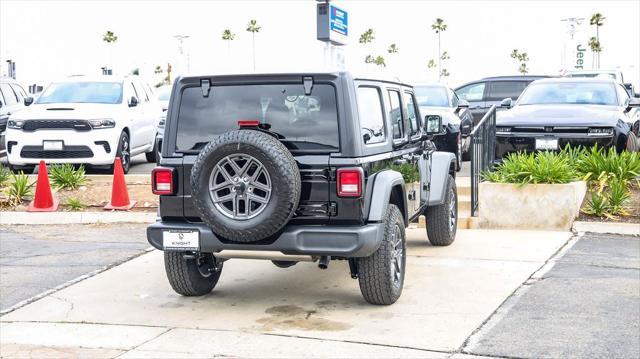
[209,154,271,220]
[449,187,457,231]
[391,224,404,285]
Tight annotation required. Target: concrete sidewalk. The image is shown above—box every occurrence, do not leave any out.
[0,228,571,358]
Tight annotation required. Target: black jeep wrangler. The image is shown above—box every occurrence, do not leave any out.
[147,72,458,305]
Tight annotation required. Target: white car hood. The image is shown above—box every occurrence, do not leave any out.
[10,103,124,120]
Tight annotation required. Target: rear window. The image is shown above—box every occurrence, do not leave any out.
[176,83,339,152]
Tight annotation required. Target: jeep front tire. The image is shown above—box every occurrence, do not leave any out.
[425,174,457,246]
[357,204,406,305]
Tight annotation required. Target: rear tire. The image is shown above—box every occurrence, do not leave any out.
[164,252,223,296]
[357,204,406,305]
[425,174,457,246]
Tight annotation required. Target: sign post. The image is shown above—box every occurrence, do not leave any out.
[317,1,348,69]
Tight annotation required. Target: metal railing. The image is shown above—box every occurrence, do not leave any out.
[469,105,497,217]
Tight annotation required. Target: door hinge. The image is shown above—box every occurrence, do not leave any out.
[328,202,337,216]
[200,79,211,97]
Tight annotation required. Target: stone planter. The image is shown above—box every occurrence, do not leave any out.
[478,181,587,230]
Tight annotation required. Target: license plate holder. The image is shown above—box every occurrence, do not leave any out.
[43,140,64,151]
[535,138,558,151]
[163,230,200,251]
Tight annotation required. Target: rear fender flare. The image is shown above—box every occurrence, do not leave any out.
[367,170,407,226]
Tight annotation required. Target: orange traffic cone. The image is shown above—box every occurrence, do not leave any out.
[104,157,136,210]
[28,160,59,212]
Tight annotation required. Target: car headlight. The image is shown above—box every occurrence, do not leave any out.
[88,119,115,129]
[588,127,613,135]
[496,126,511,134]
[7,120,24,129]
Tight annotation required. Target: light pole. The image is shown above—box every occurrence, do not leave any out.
[174,35,191,74]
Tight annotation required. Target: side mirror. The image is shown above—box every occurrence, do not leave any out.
[635,93,640,99]
[363,133,371,143]
[128,96,139,107]
[24,97,34,106]
[425,115,442,135]
[457,99,469,109]
[627,98,640,109]
[624,83,633,90]
[500,97,513,108]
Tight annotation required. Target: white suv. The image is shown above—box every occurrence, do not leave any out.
[5,75,161,173]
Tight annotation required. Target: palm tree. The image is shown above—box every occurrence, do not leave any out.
[373,56,386,67]
[510,49,530,75]
[222,29,235,57]
[102,31,118,74]
[589,13,605,68]
[588,37,602,68]
[431,18,447,81]
[246,20,261,71]
[359,29,375,44]
[387,43,399,54]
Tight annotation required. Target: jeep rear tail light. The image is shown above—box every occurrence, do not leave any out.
[152,167,175,195]
[337,168,363,197]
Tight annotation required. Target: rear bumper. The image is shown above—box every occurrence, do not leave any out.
[495,133,617,159]
[147,221,385,258]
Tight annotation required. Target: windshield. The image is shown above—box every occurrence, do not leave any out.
[518,82,617,106]
[414,86,449,107]
[176,83,339,152]
[36,82,123,104]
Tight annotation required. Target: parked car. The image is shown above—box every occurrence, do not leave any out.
[455,75,549,124]
[147,72,459,305]
[0,78,32,158]
[566,69,637,97]
[5,75,162,173]
[495,78,640,159]
[414,83,473,170]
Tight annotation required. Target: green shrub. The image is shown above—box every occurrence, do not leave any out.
[0,164,10,187]
[4,172,34,206]
[582,192,609,217]
[49,164,88,190]
[576,146,640,186]
[607,178,631,217]
[389,163,420,183]
[65,197,87,211]
[482,151,577,185]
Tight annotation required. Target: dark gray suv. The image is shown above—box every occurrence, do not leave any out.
[455,75,549,124]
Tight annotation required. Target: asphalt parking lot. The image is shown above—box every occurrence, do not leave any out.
[1,224,574,357]
[0,224,150,312]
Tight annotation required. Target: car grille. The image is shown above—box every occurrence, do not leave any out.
[20,145,94,159]
[511,126,589,134]
[22,120,92,132]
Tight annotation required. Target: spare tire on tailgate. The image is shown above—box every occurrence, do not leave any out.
[190,130,301,243]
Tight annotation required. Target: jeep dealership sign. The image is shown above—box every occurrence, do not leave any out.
[317,3,348,45]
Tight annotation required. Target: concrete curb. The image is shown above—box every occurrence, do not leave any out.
[0,211,157,225]
[572,221,640,236]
